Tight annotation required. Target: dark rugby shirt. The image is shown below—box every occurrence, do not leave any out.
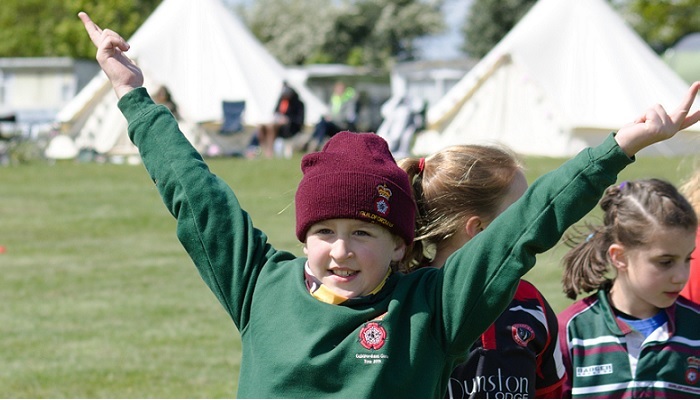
[447,280,566,399]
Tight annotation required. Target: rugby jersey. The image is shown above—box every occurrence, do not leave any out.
[559,289,700,398]
[447,280,566,399]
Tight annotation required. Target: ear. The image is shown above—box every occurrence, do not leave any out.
[303,242,309,256]
[608,243,628,271]
[391,239,407,263]
[465,216,484,240]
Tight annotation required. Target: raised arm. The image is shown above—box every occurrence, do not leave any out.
[439,81,700,355]
[78,12,143,99]
[77,12,278,328]
[615,81,700,156]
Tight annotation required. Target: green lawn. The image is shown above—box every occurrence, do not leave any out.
[0,151,695,397]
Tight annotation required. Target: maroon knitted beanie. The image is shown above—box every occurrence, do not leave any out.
[295,131,416,244]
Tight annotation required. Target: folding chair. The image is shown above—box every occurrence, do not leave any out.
[219,101,246,135]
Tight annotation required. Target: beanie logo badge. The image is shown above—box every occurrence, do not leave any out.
[374,184,392,216]
[358,185,395,229]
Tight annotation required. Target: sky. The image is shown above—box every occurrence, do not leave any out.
[415,0,473,60]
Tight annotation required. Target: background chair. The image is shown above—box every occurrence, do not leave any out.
[219,101,246,135]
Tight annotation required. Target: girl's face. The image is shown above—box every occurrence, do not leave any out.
[610,226,696,319]
[303,218,406,299]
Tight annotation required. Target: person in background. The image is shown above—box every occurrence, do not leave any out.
[79,10,700,398]
[153,86,179,120]
[254,81,305,158]
[303,81,357,152]
[558,178,700,398]
[399,145,566,399]
[680,170,700,303]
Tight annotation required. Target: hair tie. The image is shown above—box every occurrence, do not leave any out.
[586,233,595,242]
[619,181,628,190]
[418,158,426,174]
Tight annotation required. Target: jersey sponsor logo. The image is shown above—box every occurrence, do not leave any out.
[686,356,700,385]
[447,368,531,398]
[576,363,613,377]
[359,322,386,350]
[512,324,535,347]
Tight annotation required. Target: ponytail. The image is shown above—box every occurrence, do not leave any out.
[398,157,430,271]
[561,225,613,300]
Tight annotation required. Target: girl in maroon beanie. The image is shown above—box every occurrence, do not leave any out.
[79,12,700,398]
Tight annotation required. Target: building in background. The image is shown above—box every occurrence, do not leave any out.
[0,57,99,137]
[375,57,476,158]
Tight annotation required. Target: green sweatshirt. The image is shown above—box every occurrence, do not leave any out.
[118,87,633,398]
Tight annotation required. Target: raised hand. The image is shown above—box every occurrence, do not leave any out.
[615,81,700,156]
[78,12,144,99]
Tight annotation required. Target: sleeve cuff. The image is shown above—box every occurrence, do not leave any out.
[117,87,156,124]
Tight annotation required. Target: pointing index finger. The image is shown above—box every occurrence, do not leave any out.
[78,12,103,47]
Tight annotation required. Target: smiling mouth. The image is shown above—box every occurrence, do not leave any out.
[331,269,358,277]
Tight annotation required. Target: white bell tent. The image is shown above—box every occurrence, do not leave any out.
[413,0,700,157]
[57,0,327,157]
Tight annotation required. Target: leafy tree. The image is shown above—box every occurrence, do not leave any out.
[243,0,445,68]
[244,0,340,65]
[330,0,446,67]
[622,0,700,53]
[0,0,161,58]
[461,0,536,58]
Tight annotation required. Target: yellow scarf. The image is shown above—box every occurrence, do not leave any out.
[305,264,391,305]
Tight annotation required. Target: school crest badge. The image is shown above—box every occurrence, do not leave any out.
[359,322,387,350]
[512,324,535,347]
[686,356,700,385]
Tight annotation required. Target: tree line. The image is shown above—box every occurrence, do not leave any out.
[0,0,697,69]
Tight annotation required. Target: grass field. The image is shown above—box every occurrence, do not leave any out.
[0,151,696,397]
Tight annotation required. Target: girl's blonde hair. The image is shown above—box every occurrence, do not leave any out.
[561,178,698,300]
[398,144,523,271]
[680,170,700,216]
